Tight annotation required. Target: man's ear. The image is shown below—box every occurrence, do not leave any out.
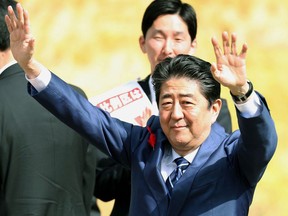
[211,98,222,124]
[188,38,197,55]
[139,35,146,53]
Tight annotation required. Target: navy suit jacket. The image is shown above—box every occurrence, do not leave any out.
[94,74,233,216]
[30,73,277,216]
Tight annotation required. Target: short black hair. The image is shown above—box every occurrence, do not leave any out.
[152,54,220,108]
[141,0,197,41]
[0,0,17,51]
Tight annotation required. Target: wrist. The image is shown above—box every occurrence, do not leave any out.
[230,81,253,103]
[23,59,42,79]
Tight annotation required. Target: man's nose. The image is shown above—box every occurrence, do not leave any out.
[171,103,184,119]
[162,39,174,56]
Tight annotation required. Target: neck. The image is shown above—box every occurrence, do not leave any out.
[0,49,14,69]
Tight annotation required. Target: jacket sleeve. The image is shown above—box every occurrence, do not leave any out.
[28,72,138,166]
[236,92,277,187]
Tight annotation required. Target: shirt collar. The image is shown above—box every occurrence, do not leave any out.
[0,60,17,75]
[165,146,200,165]
[148,75,155,102]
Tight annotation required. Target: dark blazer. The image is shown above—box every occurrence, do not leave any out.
[94,75,232,216]
[0,64,99,216]
[31,73,277,216]
[95,157,131,216]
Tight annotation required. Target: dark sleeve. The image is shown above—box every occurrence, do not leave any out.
[94,157,131,202]
[236,92,277,186]
[217,98,232,133]
[69,84,87,98]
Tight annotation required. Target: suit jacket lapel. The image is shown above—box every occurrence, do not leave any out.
[168,123,225,215]
[143,132,170,204]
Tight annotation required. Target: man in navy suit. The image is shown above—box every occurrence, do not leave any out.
[95,1,232,214]
[6,3,277,216]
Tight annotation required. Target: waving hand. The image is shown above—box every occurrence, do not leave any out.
[210,32,249,96]
[5,3,40,78]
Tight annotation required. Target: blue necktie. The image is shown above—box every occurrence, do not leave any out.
[166,157,190,195]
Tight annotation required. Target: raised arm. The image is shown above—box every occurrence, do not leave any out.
[211,33,278,186]
[5,3,41,78]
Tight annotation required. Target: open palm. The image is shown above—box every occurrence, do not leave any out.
[5,3,35,68]
[211,32,248,89]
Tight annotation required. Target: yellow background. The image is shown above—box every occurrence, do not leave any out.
[19,0,288,215]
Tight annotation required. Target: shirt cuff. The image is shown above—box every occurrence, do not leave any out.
[25,65,51,92]
[234,91,261,118]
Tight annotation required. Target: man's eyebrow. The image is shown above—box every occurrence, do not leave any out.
[152,29,185,35]
[151,29,163,34]
[174,31,185,36]
[160,93,194,99]
[160,93,172,100]
[179,93,194,97]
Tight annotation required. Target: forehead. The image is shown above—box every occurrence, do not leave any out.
[151,14,189,34]
[160,77,200,97]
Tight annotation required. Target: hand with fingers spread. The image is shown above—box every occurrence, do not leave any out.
[5,3,40,78]
[210,31,249,97]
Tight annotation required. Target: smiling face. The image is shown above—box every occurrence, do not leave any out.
[139,14,197,73]
[159,77,221,156]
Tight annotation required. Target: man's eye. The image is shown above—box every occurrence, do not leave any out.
[163,102,171,105]
[154,36,163,40]
[182,101,194,106]
[161,101,172,107]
